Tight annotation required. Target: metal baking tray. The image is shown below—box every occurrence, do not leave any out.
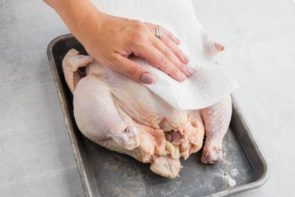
[47,34,268,197]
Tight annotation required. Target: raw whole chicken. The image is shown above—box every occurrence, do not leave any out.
[62,46,232,178]
[61,0,234,179]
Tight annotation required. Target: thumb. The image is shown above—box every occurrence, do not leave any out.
[110,54,155,84]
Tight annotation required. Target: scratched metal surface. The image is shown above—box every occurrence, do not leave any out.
[47,35,267,197]
[82,130,251,197]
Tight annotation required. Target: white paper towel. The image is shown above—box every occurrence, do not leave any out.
[91,0,238,110]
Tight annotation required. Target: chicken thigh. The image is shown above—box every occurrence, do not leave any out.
[62,47,232,178]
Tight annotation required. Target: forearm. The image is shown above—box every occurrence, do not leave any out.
[44,0,104,41]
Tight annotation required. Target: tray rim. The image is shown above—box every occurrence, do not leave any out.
[46,34,269,197]
[47,34,97,197]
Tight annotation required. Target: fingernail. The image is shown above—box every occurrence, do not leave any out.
[187,67,194,76]
[176,72,186,81]
[141,73,154,84]
[214,43,224,52]
[182,65,191,77]
[183,55,190,64]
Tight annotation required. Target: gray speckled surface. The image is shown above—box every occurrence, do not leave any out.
[0,0,83,196]
[0,0,295,196]
[82,129,253,197]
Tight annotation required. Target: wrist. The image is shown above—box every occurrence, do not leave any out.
[44,0,74,8]
[74,4,105,40]
[45,0,105,38]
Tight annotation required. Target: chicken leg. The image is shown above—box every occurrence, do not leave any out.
[63,49,140,150]
[201,95,232,164]
[74,75,140,150]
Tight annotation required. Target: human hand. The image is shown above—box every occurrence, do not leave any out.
[45,0,192,84]
[77,13,192,84]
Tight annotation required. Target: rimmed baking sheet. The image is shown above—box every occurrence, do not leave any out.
[47,34,268,197]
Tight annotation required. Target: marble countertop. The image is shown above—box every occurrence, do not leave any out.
[1,0,295,196]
